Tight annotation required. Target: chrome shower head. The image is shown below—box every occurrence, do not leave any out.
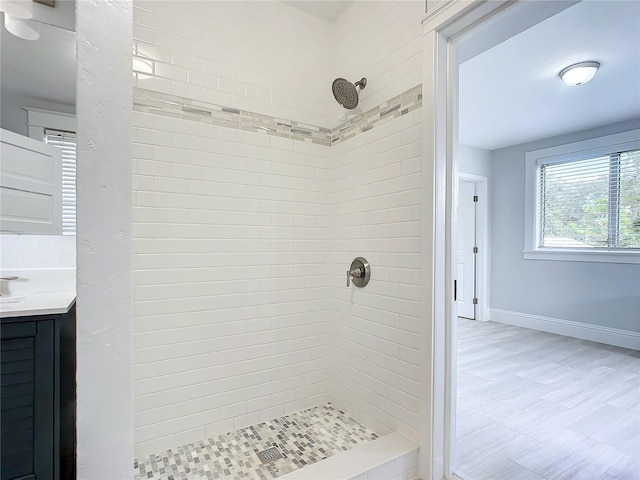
[332,77,367,109]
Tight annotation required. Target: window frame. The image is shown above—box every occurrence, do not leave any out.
[524,129,640,264]
[24,107,76,141]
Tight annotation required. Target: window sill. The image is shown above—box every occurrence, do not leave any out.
[523,249,640,264]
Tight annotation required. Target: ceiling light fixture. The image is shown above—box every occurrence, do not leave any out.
[559,61,600,86]
[1,0,41,41]
[4,14,40,40]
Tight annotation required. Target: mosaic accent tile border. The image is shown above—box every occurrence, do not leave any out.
[133,88,333,147]
[133,84,422,148]
[134,403,379,480]
[331,84,422,146]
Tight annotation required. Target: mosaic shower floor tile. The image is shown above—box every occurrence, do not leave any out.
[134,403,379,479]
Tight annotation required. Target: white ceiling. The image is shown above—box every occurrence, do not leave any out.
[280,0,353,22]
[1,14,76,106]
[458,0,640,151]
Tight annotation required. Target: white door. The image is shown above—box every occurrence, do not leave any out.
[457,180,476,319]
[0,128,62,234]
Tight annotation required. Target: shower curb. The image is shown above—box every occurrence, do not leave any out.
[278,432,418,480]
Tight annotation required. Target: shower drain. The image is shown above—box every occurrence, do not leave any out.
[256,446,283,464]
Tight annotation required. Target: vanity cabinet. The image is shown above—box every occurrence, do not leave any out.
[1,307,75,480]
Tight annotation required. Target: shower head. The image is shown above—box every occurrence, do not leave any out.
[332,77,367,109]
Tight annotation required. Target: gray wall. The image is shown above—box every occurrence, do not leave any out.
[458,144,491,177]
[1,90,75,137]
[490,118,640,332]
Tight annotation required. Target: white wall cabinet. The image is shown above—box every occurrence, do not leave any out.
[1,128,62,234]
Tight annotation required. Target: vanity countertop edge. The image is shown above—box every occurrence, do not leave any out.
[0,291,77,319]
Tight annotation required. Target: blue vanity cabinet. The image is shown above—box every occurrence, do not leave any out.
[1,307,75,480]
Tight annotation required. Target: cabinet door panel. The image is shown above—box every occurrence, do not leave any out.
[2,316,63,480]
[1,393,34,410]
[1,359,34,375]
[1,382,32,399]
[1,453,34,480]
[1,346,34,362]
[1,370,34,387]
[1,335,36,480]
[1,416,34,434]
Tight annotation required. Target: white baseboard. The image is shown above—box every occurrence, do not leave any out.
[490,309,640,350]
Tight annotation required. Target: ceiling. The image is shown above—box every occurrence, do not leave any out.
[1,0,75,110]
[0,13,76,106]
[280,1,353,22]
[458,0,640,151]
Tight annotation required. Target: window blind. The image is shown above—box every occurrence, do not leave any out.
[44,129,76,235]
[538,149,640,249]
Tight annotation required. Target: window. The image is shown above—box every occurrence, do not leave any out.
[538,150,639,249]
[524,129,640,264]
[44,129,77,235]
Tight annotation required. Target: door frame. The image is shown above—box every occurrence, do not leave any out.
[419,1,589,478]
[458,172,489,323]
[418,1,514,478]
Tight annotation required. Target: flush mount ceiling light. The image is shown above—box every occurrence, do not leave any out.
[559,61,600,86]
[1,0,40,41]
[4,14,40,40]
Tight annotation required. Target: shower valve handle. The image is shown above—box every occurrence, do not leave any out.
[346,257,371,288]
[346,267,363,287]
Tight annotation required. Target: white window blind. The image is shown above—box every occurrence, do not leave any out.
[538,149,640,249]
[44,129,76,235]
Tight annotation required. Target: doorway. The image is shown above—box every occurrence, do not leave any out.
[421,2,639,478]
[445,1,631,479]
[456,179,476,320]
[456,173,488,322]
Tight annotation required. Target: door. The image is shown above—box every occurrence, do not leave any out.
[457,180,476,319]
[0,128,62,234]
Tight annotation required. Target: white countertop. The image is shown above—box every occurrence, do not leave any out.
[0,268,76,318]
[1,291,76,318]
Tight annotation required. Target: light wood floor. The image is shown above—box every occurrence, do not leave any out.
[455,318,640,480]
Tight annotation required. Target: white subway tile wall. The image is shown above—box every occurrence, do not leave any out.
[329,109,422,441]
[331,1,424,121]
[132,0,425,457]
[132,109,333,456]
[329,0,424,443]
[133,1,334,129]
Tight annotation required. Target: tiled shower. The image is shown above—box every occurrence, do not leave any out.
[131,1,424,476]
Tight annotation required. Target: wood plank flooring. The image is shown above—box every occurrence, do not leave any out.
[455,318,640,480]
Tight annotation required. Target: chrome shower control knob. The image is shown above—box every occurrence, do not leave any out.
[347,257,370,288]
